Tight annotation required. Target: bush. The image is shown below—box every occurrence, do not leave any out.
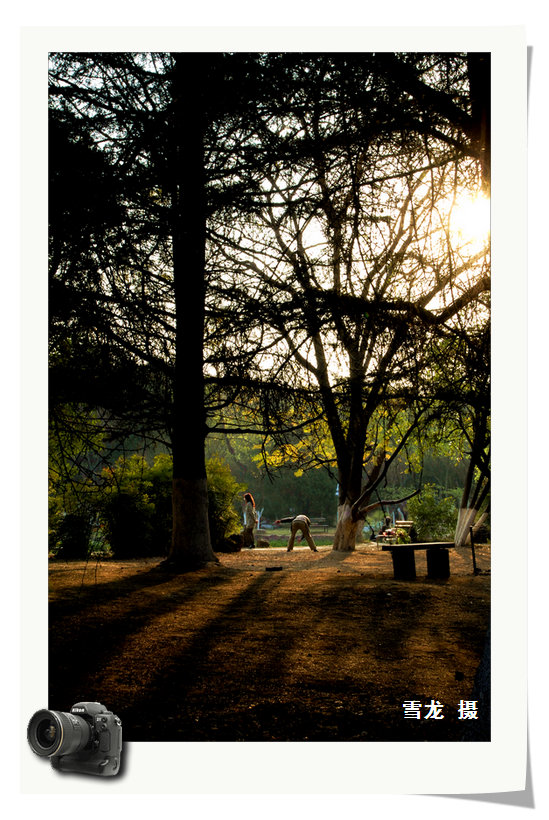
[99,454,172,558]
[395,528,411,544]
[100,491,157,558]
[54,512,93,559]
[146,454,174,553]
[407,484,458,541]
[48,489,65,554]
[52,452,245,559]
[206,456,245,550]
[216,533,244,553]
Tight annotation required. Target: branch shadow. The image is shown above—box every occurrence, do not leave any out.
[48,563,237,707]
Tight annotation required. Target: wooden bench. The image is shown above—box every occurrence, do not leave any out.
[381,542,454,580]
[309,517,329,532]
[375,532,398,545]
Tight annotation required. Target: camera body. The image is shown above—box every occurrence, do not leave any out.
[28,702,122,776]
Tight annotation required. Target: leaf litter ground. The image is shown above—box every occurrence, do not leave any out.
[48,543,490,742]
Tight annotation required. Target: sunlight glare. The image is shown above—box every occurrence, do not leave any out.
[450,194,491,247]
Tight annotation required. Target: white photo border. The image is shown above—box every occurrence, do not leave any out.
[20,26,527,794]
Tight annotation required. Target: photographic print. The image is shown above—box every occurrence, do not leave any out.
[22,26,527,794]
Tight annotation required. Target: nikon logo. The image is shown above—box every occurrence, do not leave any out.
[72,707,86,713]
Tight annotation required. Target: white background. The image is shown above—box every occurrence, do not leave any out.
[2,2,545,816]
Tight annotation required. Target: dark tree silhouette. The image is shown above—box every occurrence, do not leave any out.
[209,53,490,550]
[48,51,490,559]
[167,53,216,567]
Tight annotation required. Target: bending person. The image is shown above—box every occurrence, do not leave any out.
[275,514,318,552]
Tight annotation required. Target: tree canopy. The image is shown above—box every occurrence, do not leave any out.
[48,51,490,562]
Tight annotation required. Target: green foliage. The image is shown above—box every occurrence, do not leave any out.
[99,454,173,558]
[206,455,246,550]
[100,492,156,558]
[206,434,338,523]
[48,405,106,506]
[407,484,458,541]
[53,513,93,559]
[260,465,337,522]
[48,487,66,554]
[48,405,108,557]
[49,446,246,558]
[98,453,244,557]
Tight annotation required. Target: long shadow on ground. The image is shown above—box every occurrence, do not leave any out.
[49,560,490,742]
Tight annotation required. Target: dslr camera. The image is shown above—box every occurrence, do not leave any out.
[27,702,122,776]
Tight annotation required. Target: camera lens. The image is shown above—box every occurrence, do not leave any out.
[28,710,92,758]
[35,718,58,749]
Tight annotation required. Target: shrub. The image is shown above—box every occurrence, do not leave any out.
[54,512,93,559]
[206,456,245,550]
[395,528,411,544]
[146,454,174,553]
[48,489,65,554]
[53,452,245,559]
[216,533,244,553]
[407,484,458,541]
[100,490,157,558]
[98,454,171,558]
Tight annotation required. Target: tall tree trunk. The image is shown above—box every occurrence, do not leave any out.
[455,473,490,547]
[454,410,490,547]
[333,500,362,551]
[466,53,491,193]
[166,53,216,569]
[333,450,380,552]
[333,462,421,552]
[332,445,372,552]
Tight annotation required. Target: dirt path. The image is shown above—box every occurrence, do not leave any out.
[48,543,490,742]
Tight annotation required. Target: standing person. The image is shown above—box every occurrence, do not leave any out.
[275,514,318,552]
[243,492,258,549]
